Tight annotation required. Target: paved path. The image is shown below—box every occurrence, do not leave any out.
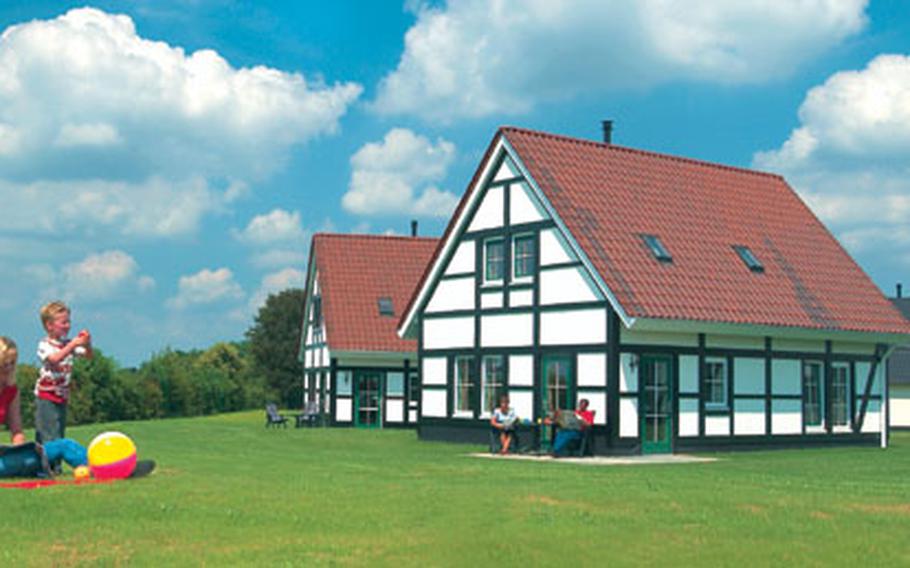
[469,453,717,466]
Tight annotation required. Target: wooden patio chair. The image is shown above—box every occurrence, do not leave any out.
[265,403,288,428]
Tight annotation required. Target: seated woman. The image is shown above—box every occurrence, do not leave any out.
[490,395,518,454]
[551,398,595,457]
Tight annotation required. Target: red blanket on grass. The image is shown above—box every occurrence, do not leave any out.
[0,478,112,489]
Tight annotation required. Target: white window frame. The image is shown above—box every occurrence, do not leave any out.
[512,233,535,282]
[831,362,850,431]
[803,360,825,431]
[704,357,728,410]
[480,355,506,417]
[483,238,505,285]
[453,356,475,418]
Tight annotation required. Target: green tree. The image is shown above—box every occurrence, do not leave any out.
[246,288,305,407]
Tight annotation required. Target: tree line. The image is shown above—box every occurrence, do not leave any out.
[14,288,306,428]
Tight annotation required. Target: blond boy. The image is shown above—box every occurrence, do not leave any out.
[35,301,92,444]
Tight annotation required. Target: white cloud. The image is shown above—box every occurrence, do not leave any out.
[248,268,306,313]
[235,209,307,245]
[167,267,244,310]
[35,250,155,302]
[373,0,867,122]
[753,53,910,277]
[342,128,459,217]
[249,249,309,270]
[0,7,361,237]
[0,176,222,238]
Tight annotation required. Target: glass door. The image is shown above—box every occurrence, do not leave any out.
[541,355,573,447]
[354,371,382,428]
[640,354,673,454]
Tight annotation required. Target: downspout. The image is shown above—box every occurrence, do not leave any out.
[881,345,896,449]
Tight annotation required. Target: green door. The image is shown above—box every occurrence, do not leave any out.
[354,371,382,428]
[541,355,573,447]
[640,354,673,454]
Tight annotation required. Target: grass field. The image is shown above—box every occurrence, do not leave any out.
[3,412,909,566]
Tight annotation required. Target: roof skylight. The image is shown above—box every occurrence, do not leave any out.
[642,234,672,263]
[378,297,395,316]
[733,245,764,273]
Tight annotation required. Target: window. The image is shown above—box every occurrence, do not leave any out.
[481,355,506,414]
[408,372,420,404]
[733,245,764,273]
[311,295,322,325]
[485,239,504,282]
[386,372,404,397]
[704,358,728,409]
[337,370,352,396]
[642,234,672,263]
[378,297,394,317]
[803,361,823,427]
[513,235,535,279]
[454,356,476,414]
[831,363,850,427]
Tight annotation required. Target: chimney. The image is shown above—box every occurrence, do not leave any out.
[601,120,613,145]
[898,283,903,299]
[410,220,418,237]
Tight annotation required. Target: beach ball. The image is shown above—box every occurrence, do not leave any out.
[88,431,136,480]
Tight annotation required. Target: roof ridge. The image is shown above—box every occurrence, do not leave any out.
[499,125,784,181]
[314,232,437,243]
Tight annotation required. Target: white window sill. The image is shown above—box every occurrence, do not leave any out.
[452,411,474,419]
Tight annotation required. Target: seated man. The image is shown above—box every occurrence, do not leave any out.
[490,395,518,454]
[551,398,595,457]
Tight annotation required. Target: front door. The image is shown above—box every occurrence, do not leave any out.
[541,355,573,447]
[640,354,673,454]
[354,371,382,428]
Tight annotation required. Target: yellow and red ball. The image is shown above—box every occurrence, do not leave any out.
[87,431,136,480]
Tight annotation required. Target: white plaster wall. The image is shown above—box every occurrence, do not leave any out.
[304,349,313,368]
[890,392,910,427]
[445,241,475,275]
[421,389,447,418]
[336,398,352,422]
[622,330,698,347]
[620,397,638,438]
[510,181,546,225]
[539,228,574,266]
[481,313,533,347]
[423,316,474,349]
[578,391,606,425]
[426,277,475,312]
[771,359,801,395]
[620,353,638,393]
[510,390,534,420]
[771,400,801,434]
[422,357,447,386]
[832,341,877,355]
[386,399,404,423]
[577,353,606,387]
[705,415,730,436]
[861,401,881,433]
[539,266,600,305]
[734,399,765,435]
[775,338,825,353]
[494,156,519,181]
[509,355,533,386]
[679,355,698,394]
[734,358,766,395]
[509,289,533,307]
[540,308,606,345]
[481,291,503,309]
[705,335,765,350]
[409,409,418,422]
[679,399,699,437]
[322,347,330,367]
[468,186,504,232]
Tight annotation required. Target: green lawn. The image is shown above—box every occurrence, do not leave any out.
[3,413,909,566]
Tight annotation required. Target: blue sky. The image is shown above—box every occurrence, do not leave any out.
[0,1,908,366]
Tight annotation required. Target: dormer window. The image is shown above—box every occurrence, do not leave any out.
[378,297,394,316]
[733,245,764,273]
[642,234,672,263]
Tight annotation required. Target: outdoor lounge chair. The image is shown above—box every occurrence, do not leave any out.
[265,403,288,428]
[295,401,321,428]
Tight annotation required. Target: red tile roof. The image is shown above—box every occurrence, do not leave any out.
[501,127,910,335]
[314,233,438,353]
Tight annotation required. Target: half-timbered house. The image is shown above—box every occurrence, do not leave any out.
[299,233,437,428]
[398,126,910,454]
